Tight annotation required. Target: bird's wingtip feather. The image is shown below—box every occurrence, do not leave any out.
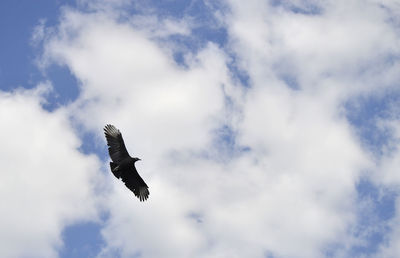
[104,124,120,137]
[138,187,149,202]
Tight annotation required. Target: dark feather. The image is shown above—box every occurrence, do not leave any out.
[104,124,130,163]
[120,166,149,202]
[104,124,149,202]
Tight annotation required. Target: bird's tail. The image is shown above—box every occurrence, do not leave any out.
[110,162,121,178]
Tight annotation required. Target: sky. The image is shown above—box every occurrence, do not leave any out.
[1,0,400,257]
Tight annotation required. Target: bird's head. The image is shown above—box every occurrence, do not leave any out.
[133,157,141,162]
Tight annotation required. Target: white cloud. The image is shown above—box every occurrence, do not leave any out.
[29,0,400,257]
[227,0,400,97]
[41,9,230,161]
[225,1,400,256]
[0,84,103,257]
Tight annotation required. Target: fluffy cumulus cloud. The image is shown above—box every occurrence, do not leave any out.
[4,0,400,257]
[0,84,102,258]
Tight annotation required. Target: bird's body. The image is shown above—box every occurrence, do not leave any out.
[104,124,149,201]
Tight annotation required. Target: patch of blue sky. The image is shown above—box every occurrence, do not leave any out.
[212,124,238,158]
[324,74,400,256]
[77,129,108,157]
[166,24,227,67]
[208,90,251,162]
[139,0,226,22]
[193,124,249,163]
[0,0,80,111]
[325,165,396,257]
[269,0,323,15]
[226,52,251,87]
[357,179,397,221]
[209,124,251,162]
[347,179,396,257]
[164,24,227,64]
[131,1,230,62]
[42,65,81,111]
[59,221,105,258]
[345,90,400,157]
[343,79,400,256]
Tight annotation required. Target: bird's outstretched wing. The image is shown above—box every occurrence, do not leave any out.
[120,166,150,202]
[104,124,130,163]
[105,124,150,201]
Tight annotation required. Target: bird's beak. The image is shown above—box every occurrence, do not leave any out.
[137,158,141,161]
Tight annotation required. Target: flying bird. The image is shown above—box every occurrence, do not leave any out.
[104,124,149,201]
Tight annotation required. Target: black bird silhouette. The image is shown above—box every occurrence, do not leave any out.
[104,124,149,201]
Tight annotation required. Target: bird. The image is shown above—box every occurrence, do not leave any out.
[104,124,149,201]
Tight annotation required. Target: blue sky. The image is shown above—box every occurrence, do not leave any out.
[1,1,400,258]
